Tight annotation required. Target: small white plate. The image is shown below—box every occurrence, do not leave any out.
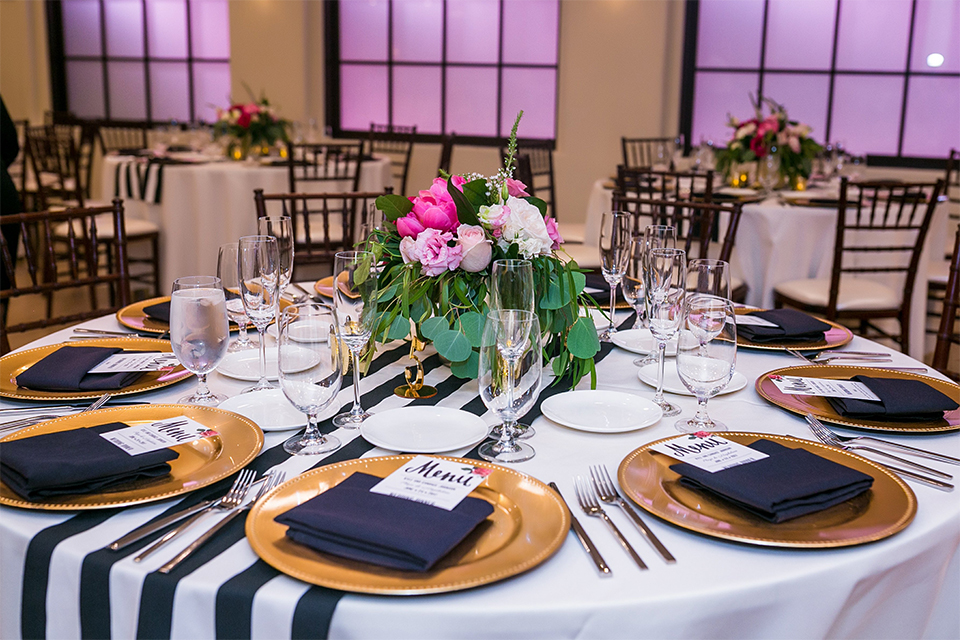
[611,329,678,356]
[637,363,747,396]
[266,320,330,343]
[218,389,305,432]
[360,406,489,453]
[540,390,662,433]
[718,187,759,197]
[218,347,279,381]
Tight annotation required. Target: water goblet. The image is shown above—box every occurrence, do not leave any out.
[598,211,631,342]
[169,276,229,405]
[217,242,258,352]
[645,247,686,416]
[238,235,280,393]
[759,150,780,195]
[332,250,378,428]
[258,215,294,318]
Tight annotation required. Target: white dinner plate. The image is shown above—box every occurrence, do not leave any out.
[218,347,279,381]
[540,390,662,433]
[218,389,306,432]
[266,320,330,343]
[359,406,490,453]
[718,187,759,197]
[637,363,747,396]
[611,329,678,356]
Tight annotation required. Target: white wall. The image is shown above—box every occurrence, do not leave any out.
[0,0,52,124]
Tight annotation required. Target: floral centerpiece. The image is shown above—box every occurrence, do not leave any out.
[365,112,600,387]
[213,88,290,160]
[715,96,823,188]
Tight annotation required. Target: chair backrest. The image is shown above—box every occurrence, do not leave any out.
[621,136,675,169]
[97,120,152,153]
[617,165,715,203]
[610,194,743,263]
[286,142,365,193]
[1,200,131,354]
[501,139,558,220]
[438,132,456,176]
[10,119,30,194]
[933,226,960,380]
[25,124,85,210]
[367,123,416,196]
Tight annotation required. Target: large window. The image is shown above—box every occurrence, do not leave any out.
[326,0,560,142]
[49,0,231,123]
[681,0,960,163]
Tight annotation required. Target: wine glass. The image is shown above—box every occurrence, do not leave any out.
[598,211,631,342]
[759,150,780,195]
[238,235,280,393]
[332,250,378,428]
[645,247,686,417]
[258,215,294,318]
[629,225,676,367]
[478,310,542,464]
[217,243,258,353]
[169,275,229,405]
[278,303,344,455]
[675,295,736,432]
[359,203,384,248]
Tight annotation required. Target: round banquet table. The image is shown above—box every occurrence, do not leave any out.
[1,310,958,640]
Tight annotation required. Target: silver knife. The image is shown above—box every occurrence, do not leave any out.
[106,499,218,551]
[549,482,611,577]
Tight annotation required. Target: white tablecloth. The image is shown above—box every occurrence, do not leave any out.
[1,310,958,639]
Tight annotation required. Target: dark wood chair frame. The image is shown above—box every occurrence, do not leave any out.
[621,136,675,170]
[286,142,365,194]
[366,123,416,196]
[500,138,559,220]
[616,165,716,203]
[932,227,959,380]
[438,133,456,176]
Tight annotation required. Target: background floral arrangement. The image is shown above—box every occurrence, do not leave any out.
[213,88,290,159]
[366,112,600,386]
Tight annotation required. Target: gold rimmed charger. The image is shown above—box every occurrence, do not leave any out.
[116,296,173,334]
[246,455,569,595]
[618,432,916,548]
[735,308,853,351]
[0,338,192,401]
[0,404,263,510]
[314,275,334,298]
[756,365,960,434]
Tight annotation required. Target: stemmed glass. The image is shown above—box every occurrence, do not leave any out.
[258,215,294,319]
[478,310,542,464]
[686,258,731,302]
[278,303,344,455]
[169,276,229,405]
[620,236,647,332]
[217,243,258,352]
[759,149,780,196]
[489,259,535,440]
[645,247,686,417]
[332,250,377,428]
[598,211,631,342]
[627,225,676,367]
[238,235,280,393]
[675,295,737,432]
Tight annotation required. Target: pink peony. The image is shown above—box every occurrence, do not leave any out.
[456,224,493,272]
[506,178,530,197]
[234,103,260,128]
[544,216,563,250]
[396,213,427,239]
[396,176,464,236]
[414,228,463,276]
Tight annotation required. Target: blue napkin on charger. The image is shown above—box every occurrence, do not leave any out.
[826,376,959,421]
[275,472,495,572]
[737,309,831,343]
[15,346,146,391]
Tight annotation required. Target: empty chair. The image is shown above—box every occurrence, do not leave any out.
[621,136,676,170]
[286,142,365,193]
[97,120,152,153]
[933,227,959,380]
[366,123,416,196]
[925,149,958,340]
[617,165,715,203]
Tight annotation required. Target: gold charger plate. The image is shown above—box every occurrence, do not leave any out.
[0,404,263,510]
[735,308,854,351]
[0,338,193,401]
[116,296,173,334]
[246,455,569,595]
[618,432,916,548]
[756,365,960,434]
[314,275,334,298]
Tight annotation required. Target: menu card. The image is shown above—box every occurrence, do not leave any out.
[650,433,769,473]
[369,456,490,511]
[769,375,881,401]
[99,417,217,456]
[88,352,180,373]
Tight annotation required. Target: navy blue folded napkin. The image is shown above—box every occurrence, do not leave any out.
[670,439,874,523]
[275,472,495,572]
[15,346,146,391]
[0,422,178,501]
[826,376,959,421]
[737,309,831,343]
[143,301,170,323]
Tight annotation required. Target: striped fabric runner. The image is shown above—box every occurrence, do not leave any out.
[113,160,164,204]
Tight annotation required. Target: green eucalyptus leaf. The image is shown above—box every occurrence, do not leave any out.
[540,279,563,310]
[433,329,473,363]
[456,311,484,348]
[567,316,601,358]
[420,315,449,341]
[449,350,479,379]
[386,314,410,341]
[551,350,569,377]
[378,283,399,302]
[376,194,413,221]
[571,270,586,294]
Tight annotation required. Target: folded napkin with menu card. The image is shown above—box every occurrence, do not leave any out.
[826,376,959,421]
[143,301,170,323]
[275,472,494,572]
[737,309,831,343]
[670,439,874,523]
[0,422,178,501]
[15,346,147,391]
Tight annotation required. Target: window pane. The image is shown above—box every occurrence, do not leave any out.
[697,0,764,68]
[340,64,389,131]
[150,62,190,121]
[830,75,904,155]
[500,68,556,139]
[835,0,911,71]
[146,0,188,58]
[762,73,830,143]
[692,71,759,145]
[104,0,144,57]
[340,0,388,61]
[447,0,499,64]
[66,61,105,118]
[392,66,441,134]
[910,0,960,73]
[393,0,443,62]
[445,67,498,137]
[190,0,229,59]
[63,0,102,57]
[107,62,146,119]
[902,76,960,157]
[502,0,558,65]
[765,0,836,70]
[193,62,231,123]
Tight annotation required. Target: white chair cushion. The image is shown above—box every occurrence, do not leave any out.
[774,277,900,311]
[559,242,600,269]
[928,260,949,285]
[54,214,159,240]
[559,222,586,244]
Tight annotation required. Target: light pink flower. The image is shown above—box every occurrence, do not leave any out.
[396,213,426,239]
[456,224,493,272]
[414,228,463,276]
[478,203,510,234]
[399,236,419,264]
[544,217,563,250]
[506,178,530,197]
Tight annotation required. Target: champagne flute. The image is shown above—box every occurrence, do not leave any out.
[630,225,676,367]
[279,303,344,455]
[685,259,732,345]
[645,247,686,416]
[332,250,377,428]
[217,242,258,352]
[478,310,542,464]
[170,275,229,405]
[599,211,631,342]
[238,235,280,393]
[621,236,646,331]
[676,295,736,432]
[258,215,294,318]
[489,259,535,440]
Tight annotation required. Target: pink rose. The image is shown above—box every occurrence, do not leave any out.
[399,236,419,264]
[544,217,563,250]
[506,178,530,197]
[414,228,463,276]
[456,224,492,272]
[396,213,426,238]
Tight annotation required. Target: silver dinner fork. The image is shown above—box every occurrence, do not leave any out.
[786,349,892,365]
[810,421,960,465]
[590,465,675,564]
[0,392,112,433]
[574,475,647,570]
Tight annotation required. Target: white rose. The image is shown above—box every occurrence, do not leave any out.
[399,236,419,264]
[501,196,553,258]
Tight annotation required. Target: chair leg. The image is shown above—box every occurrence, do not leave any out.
[899,312,909,355]
[150,234,161,298]
[773,293,784,309]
